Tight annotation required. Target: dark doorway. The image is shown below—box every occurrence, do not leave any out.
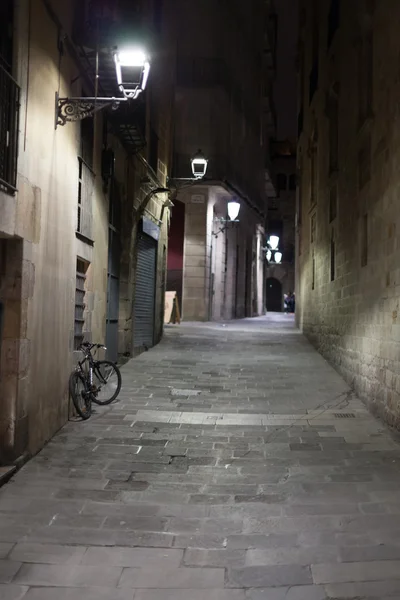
[167,200,185,314]
[234,243,239,318]
[266,277,282,312]
[134,233,157,350]
[244,247,249,316]
[106,182,121,362]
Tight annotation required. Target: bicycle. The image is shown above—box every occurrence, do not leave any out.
[69,342,122,420]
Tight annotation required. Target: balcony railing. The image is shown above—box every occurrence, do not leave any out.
[0,64,20,193]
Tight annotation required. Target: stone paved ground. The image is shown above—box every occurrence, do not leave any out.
[1,314,400,599]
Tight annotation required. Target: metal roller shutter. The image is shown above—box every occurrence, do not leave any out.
[134,233,157,349]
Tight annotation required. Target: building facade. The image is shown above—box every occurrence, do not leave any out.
[265,0,298,312]
[297,0,400,427]
[266,141,296,311]
[166,0,276,321]
[0,0,174,463]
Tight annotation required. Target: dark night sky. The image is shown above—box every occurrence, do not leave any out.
[273,0,299,141]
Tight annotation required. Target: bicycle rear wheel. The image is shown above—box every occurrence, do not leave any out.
[92,361,122,405]
[69,371,92,419]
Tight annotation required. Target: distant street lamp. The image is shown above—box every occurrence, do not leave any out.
[191,150,209,179]
[269,235,280,251]
[227,200,241,221]
[213,199,241,237]
[263,235,282,264]
[167,149,209,199]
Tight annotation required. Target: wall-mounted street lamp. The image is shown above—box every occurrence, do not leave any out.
[114,49,150,99]
[168,150,209,186]
[56,47,150,127]
[191,150,208,179]
[213,200,241,237]
[263,235,282,264]
[167,150,209,199]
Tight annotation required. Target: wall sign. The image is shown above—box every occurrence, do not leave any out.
[191,194,205,204]
[142,216,160,241]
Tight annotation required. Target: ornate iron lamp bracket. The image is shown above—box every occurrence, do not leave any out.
[55,92,127,128]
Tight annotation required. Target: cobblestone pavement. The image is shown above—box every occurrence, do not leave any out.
[2,314,400,599]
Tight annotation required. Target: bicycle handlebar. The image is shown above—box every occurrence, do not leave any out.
[80,342,107,351]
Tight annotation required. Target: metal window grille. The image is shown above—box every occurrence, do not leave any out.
[74,260,87,350]
[77,156,94,239]
[310,213,316,244]
[0,63,20,193]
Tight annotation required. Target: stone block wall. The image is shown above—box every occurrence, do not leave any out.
[297,0,400,428]
[177,186,265,322]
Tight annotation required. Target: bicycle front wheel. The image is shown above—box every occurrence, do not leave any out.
[92,361,122,405]
[69,371,92,420]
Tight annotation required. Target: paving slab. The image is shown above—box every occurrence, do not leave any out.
[1,315,400,596]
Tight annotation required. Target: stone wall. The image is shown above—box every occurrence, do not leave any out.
[177,186,265,322]
[0,0,173,462]
[297,0,400,428]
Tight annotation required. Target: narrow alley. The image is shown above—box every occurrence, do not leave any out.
[1,315,400,599]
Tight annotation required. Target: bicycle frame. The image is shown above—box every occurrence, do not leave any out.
[76,343,107,392]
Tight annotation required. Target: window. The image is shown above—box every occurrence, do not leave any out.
[327,0,340,49]
[358,32,373,126]
[298,43,305,134]
[312,252,315,290]
[310,212,316,244]
[361,213,368,267]
[277,173,287,191]
[149,127,159,173]
[80,117,94,168]
[0,0,13,71]
[309,0,319,103]
[153,0,163,32]
[77,117,95,240]
[289,174,296,191]
[310,126,318,207]
[330,233,335,281]
[312,0,319,62]
[74,258,89,350]
[177,57,222,86]
[77,157,95,240]
[297,157,303,226]
[0,0,20,194]
[358,136,371,190]
[328,90,339,172]
[309,61,318,105]
[329,185,337,223]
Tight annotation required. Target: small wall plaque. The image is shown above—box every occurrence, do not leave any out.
[191,194,205,204]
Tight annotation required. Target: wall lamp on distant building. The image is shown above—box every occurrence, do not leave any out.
[213,200,241,237]
[263,235,282,264]
[167,150,209,199]
[55,47,150,128]
[191,150,208,179]
[168,150,209,187]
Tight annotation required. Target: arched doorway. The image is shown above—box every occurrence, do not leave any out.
[266,277,282,312]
